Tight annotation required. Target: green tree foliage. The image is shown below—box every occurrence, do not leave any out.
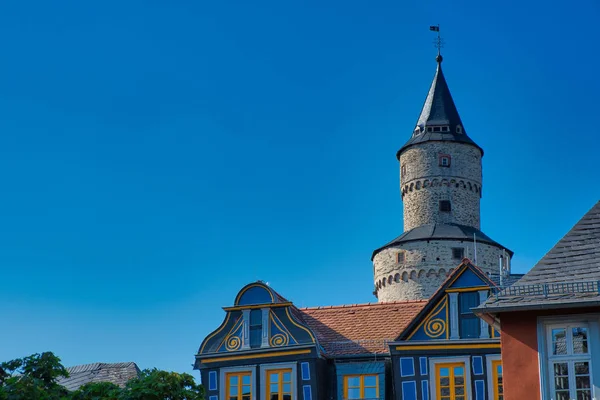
[122,369,204,400]
[0,353,204,400]
[0,352,70,400]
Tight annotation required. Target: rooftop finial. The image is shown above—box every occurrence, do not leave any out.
[430,25,443,63]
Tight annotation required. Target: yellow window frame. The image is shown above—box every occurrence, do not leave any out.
[491,360,503,400]
[266,368,293,400]
[343,374,379,400]
[435,362,466,400]
[225,371,252,400]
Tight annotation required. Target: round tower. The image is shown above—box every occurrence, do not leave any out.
[372,54,512,302]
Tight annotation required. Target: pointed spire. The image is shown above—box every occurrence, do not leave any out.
[397,55,483,159]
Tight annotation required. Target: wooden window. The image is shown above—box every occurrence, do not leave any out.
[458,292,480,339]
[267,369,293,400]
[436,363,466,400]
[249,309,262,348]
[452,248,464,260]
[440,200,451,212]
[546,323,592,400]
[226,372,252,400]
[397,252,405,263]
[491,360,503,400]
[344,375,378,400]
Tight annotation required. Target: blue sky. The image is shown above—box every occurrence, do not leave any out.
[1,0,599,376]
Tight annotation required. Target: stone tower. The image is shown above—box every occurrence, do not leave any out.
[372,54,513,302]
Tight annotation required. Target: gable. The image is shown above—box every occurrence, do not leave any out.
[398,260,497,341]
[197,282,316,358]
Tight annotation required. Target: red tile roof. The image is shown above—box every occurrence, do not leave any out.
[298,301,427,356]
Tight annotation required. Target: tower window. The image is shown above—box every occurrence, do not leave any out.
[397,252,405,263]
[456,125,463,134]
[439,154,451,167]
[441,126,449,132]
[401,164,406,178]
[427,127,433,132]
[440,200,451,212]
[452,248,464,260]
[433,126,441,132]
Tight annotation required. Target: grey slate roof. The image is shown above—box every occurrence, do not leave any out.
[477,201,600,313]
[57,362,140,391]
[372,222,513,259]
[397,58,483,158]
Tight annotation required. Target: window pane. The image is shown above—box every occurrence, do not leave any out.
[440,377,450,387]
[242,396,251,400]
[364,387,377,398]
[230,387,238,396]
[283,372,291,382]
[440,387,451,396]
[455,376,464,386]
[459,292,479,313]
[270,373,279,383]
[576,376,591,389]
[250,328,262,348]
[455,386,465,395]
[573,327,588,354]
[242,386,251,395]
[577,389,592,400]
[249,309,262,325]
[555,391,570,400]
[283,395,291,400]
[242,375,251,385]
[364,376,377,387]
[439,367,450,377]
[460,317,480,338]
[552,329,567,355]
[347,388,360,399]
[575,362,590,375]
[230,376,239,385]
[283,384,291,393]
[554,362,569,376]
[270,395,278,400]
[347,377,360,387]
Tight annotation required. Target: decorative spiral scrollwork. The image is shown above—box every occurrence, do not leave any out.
[424,318,445,338]
[270,333,289,347]
[225,335,241,351]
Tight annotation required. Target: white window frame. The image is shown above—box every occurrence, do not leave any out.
[546,322,593,400]
[486,355,501,400]
[428,356,472,400]
[220,365,257,400]
[538,315,600,400]
[260,362,298,400]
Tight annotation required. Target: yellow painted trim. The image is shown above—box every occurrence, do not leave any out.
[270,310,298,345]
[199,312,231,353]
[201,349,311,363]
[225,371,252,400]
[285,308,316,343]
[396,343,501,351]
[435,362,466,400]
[343,374,378,399]
[216,316,244,352]
[267,368,294,400]
[224,302,292,311]
[492,359,503,400]
[407,297,448,340]
[445,286,490,293]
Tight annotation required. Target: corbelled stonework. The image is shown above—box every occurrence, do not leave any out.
[372,56,512,302]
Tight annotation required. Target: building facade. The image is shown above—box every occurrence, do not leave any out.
[476,201,600,400]
[371,54,513,302]
[195,48,520,400]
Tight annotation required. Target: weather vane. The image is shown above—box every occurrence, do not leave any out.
[430,25,444,59]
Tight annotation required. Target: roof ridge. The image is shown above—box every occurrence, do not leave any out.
[299,300,427,310]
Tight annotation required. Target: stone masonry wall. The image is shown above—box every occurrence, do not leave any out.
[373,240,511,301]
[400,142,482,231]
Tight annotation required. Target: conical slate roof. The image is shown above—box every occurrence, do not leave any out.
[397,57,482,159]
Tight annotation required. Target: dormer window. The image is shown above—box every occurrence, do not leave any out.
[441,126,449,132]
[427,127,433,132]
[249,309,262,348]
[414,127,422,137]
[439,154,451,167]
[456,125,463,134]
[433,126,441,132]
